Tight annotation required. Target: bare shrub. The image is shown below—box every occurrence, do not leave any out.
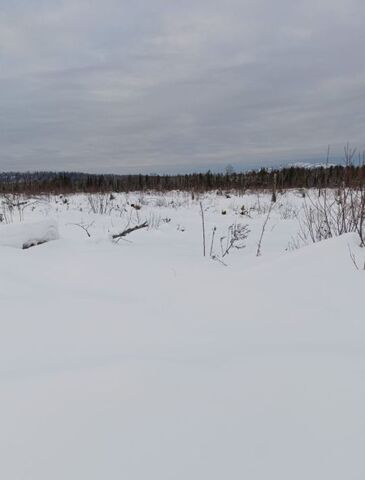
[297,186,365,246]
[286,236,302,252]
[278,202,299,220]
[295,144,365,247]
[1,194,29,223]
[147,212,170,230]
[0,194,46,223]
[208,223,249,265]
[250,194,273,216]
[154,196,169,208]
[220,223,250,257]
[88,194,113,215]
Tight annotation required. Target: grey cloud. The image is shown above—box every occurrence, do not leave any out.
[0,0,364,173]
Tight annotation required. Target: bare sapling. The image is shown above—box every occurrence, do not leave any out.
[256,201,274,256]
[199,201,206,257]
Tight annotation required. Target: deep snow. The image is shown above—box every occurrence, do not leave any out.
[0,191,364,479]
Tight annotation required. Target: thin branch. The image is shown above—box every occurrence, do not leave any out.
[67,221,94,238]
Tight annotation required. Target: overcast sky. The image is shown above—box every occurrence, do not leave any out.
[0,0,364,173]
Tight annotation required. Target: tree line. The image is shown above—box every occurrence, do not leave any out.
[0,164,364,194]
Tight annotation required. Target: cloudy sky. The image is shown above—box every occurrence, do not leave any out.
[0,0,364,173]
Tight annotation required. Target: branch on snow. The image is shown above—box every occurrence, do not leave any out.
[112,221,148,240]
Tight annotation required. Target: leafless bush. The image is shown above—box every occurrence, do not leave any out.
[250,194,273,216]
[206,222,249,266]
[147,212,170,230]
[207,223,249,265]
[296,144,365,247]
[220,223,250,257]
[154,196,169,208]
[286,235,302,252]
[1,197,13,223]
[297,186,365,246]
[88,194,113,215]
[0,194,35,223]
[279,202,299,220]
[136,194,149,206]
[147,212,161,230]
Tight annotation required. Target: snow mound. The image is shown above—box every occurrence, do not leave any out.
[0,219,59,249]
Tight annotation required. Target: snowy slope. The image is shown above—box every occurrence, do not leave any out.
[0,191,364,479]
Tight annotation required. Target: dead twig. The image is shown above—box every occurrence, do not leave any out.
[67,221,94,238]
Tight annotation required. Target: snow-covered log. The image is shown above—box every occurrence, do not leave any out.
[0,219,59,249]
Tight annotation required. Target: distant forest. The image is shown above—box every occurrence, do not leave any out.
[0,164,364,194]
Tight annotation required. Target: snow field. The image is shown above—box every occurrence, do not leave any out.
[0,190,364,479]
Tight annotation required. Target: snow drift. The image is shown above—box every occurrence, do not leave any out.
[0,219,59,249]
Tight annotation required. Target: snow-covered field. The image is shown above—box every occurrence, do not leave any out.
[0,190,364,479]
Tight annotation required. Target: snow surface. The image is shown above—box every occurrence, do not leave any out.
[0,219,59,249]
[0,191,364,479]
